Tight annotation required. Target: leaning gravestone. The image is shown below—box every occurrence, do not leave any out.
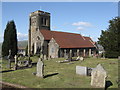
[76,56,80,60]
[76,66,87,76]
[36,58,44,78]
[91,64,107,88]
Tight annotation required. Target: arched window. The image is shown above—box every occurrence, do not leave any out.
[37,36,40,40]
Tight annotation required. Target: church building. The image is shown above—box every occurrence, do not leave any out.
[28,10,97,58]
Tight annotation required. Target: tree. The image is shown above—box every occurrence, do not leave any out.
[2,20,18,57]
[98,17,120,58]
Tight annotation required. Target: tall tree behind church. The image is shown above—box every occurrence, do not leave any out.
[2,20,18,57]
[98,17,120,58]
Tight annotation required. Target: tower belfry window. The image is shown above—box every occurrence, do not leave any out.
[45,18,47,26]
[41,17,44,25]
[41,17,48,26]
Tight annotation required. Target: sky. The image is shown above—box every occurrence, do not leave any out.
[1,1,118,42]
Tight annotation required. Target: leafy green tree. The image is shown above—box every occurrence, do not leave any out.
[98,17,120,58]
[2,20,18,57]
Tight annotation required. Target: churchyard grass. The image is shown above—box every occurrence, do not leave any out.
[1,57,118,88]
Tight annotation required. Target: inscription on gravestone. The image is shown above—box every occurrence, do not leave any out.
[76,66,87,76]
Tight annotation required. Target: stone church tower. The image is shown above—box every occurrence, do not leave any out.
[28,10,50,55]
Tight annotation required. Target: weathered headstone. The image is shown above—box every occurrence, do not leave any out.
[91,64,107,88]
[64,50,68,60]
[43,55,47,60]
[65,55,69,60]
[76,56,80,60]
[76,66,94,76]
[77,49,80,56]
[36,58,44,78]
[13,55,18,70]
[8,50,12,69]
[118,56,120,60]
[76,66,87,76]
[87,67,94,76]
[68,50,72,61]
[64,49,67,58]
[40,54,43,60]
[80,57,84,61]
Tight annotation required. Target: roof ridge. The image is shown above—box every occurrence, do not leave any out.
[51,30,81,35]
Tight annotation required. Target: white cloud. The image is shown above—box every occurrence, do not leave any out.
[72,21,92,27]
[17,32,28,41]
[76,27,84,30]
[0,32,28,42]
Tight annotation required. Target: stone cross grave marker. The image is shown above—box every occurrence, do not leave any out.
[91,64,107,88]
[36,58,44,78]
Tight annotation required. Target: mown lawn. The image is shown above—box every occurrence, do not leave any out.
[1,57,118,88]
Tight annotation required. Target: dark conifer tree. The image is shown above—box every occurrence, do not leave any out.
[2,20,18,57]
[98,17,120,58]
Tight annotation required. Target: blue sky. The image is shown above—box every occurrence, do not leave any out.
[1,2,118,42]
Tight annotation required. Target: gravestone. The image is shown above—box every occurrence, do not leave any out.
[64,49,67,58]
[76,56,84,61]
[76,56,80,60]
[43,55,47,60]
[91,64,107,88]
[65,55,69,60]
[77,49,80,56]
[36,58,44,78]
[118,56,120,60]
[13,55,18,70]
[8,50,12,69]
[87,67,94,76]
[68,50,72,61]
[80,57,84,61]
[40,54,43,60]
[76,66,87,76]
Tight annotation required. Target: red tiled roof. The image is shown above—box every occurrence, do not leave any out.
[40,30,52,40]
[84,36,96,45]
[40,30,95,48]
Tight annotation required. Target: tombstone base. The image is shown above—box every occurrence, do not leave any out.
[36,74,44,78]
[13,66,17,70]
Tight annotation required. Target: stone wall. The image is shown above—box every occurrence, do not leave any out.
[48,38,59,58]
[30,27,44,55]
[43,41,49,57]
